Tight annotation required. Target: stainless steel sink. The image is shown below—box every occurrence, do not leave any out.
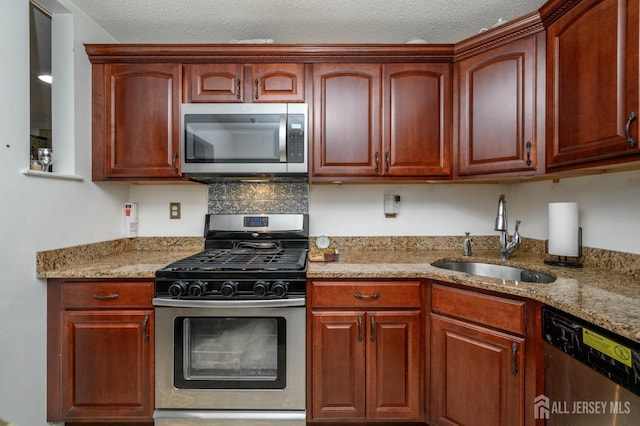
[432,261,556,283]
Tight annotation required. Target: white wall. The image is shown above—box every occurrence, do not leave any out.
[309,183,511,236]
[0,1,123,425]
[129,184,208,236]
[308,170,640,255]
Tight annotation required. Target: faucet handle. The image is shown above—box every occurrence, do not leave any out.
[513,220,522,245]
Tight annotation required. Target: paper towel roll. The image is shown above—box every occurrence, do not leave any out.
[548,202,579,256]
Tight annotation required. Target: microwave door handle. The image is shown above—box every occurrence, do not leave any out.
[279,115,287,162]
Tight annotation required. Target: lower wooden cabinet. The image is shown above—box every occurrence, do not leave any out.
[429,282,542,426]
[47,279,154,423]
[430,314,525,425]
[308,280,424,422]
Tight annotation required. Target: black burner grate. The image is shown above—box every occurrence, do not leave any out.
[166,248,307,272]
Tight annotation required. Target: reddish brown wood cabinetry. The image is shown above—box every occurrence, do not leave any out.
[186,63,305,103]
[47,279,154,423]
[312,63,451,181]
[91,63,184,181]
[429,282,542,426]
[455,33,545,178]
[544,0,640,170]
[308,280,424,422]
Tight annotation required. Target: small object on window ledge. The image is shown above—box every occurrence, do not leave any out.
[30,159,42,170]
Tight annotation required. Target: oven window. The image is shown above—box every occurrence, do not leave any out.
[174,317,286,389]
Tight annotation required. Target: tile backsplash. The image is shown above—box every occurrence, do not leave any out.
[208,181,309,214]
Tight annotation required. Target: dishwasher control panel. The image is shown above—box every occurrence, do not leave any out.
[542,306,640,397]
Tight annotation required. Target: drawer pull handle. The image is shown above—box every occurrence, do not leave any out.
[354,292,379,300]
[525,141,532,166]
[370,316,376,343]
[93,293,119,300]
[357,316,363,342]
[511,342,518,375]
[142,315,150,341]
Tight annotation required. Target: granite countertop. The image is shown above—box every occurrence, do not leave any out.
[37,236,640,344]
[308,248,640,344]
[37,237,204,279]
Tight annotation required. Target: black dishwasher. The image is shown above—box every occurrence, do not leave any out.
[542,306,640,425]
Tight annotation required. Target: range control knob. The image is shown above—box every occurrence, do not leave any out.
[253,281,270,297]
[168,281,189,297]
[220,281,238,297]
[188,281,207,297]
[271,280,288,298]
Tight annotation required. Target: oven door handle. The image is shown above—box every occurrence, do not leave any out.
[153,297,306,308]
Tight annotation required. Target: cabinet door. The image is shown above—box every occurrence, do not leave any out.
[546,0,640,169]
[457,35,543,176]
[60,310,154,420]
[97,63,182,179]
[367,310,422,420]
[187,63,243,102]
[312,63,382,178]
[383,64,452,177]
[252,63,305,102]
[430,313,525,426]
[311,311,366,420]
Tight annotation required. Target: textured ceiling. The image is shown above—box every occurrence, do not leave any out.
[68,0,547,44]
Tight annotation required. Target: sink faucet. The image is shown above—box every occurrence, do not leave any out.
[494,194,522,260]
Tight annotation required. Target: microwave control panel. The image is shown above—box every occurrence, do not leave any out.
[287,114,306,163]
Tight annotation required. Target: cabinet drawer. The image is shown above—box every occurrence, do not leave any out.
[61,281,154,309]
[431,283,526,335]
[311,280,421,308]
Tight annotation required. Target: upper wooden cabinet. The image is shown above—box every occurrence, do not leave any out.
[543,0,640,170]
[455,33,546,178]
[91,62,184,181]
[311,62,451,181]
[185,63,305,103]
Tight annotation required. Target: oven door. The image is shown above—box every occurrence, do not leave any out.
[154,298,305,412]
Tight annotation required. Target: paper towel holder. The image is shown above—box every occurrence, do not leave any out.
[544,227,583,268]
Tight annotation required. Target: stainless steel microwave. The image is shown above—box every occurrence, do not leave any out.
[180,103,308,179]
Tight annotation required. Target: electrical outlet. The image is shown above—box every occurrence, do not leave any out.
[169,202,181,219]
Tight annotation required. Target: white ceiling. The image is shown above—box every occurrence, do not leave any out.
[68,0,547,44]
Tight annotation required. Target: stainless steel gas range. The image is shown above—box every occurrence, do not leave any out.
[153,213,308,426]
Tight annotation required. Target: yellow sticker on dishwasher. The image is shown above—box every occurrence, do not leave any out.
[583,328,632,367]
